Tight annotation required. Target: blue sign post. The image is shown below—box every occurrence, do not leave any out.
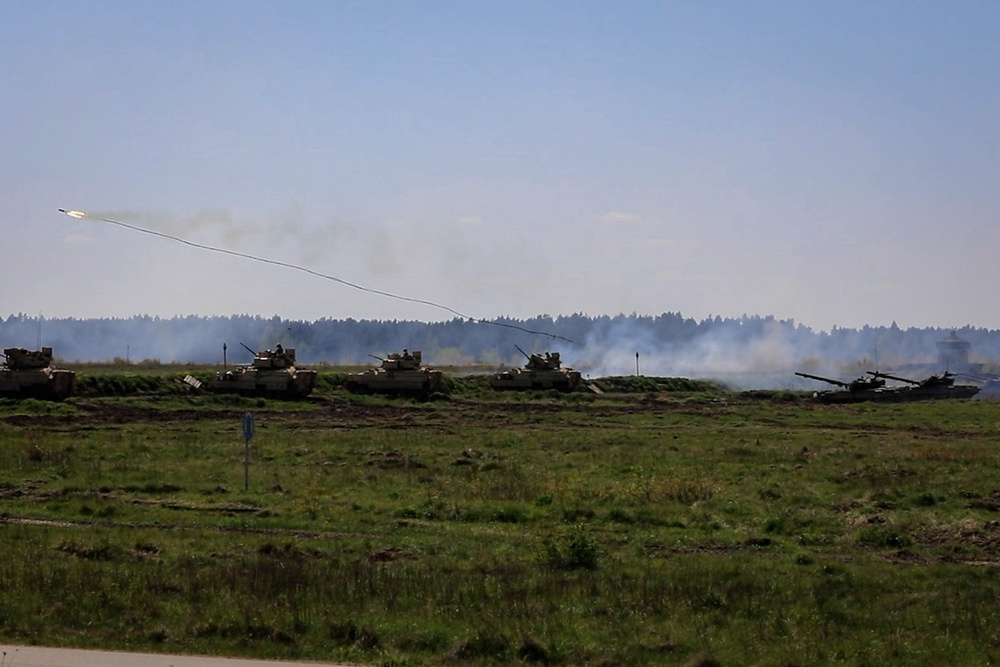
[243,412,254,491]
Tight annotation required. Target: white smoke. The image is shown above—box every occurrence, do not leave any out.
[571,317,843,389]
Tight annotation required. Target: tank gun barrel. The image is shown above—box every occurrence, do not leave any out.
[514,344,531,361]
[795,372,849,388]
[240,342,258,356]
[369,354,386,362]
[867,371,919,385]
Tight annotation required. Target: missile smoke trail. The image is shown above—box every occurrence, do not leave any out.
[58,209,574,343]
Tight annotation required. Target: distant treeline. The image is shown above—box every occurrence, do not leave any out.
[1,313,997,374]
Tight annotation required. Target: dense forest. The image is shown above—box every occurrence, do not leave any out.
[1,313,997,388]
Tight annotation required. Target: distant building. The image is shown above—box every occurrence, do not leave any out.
[937,331,971,372]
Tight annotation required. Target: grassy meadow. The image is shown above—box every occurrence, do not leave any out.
[0,371,999,666]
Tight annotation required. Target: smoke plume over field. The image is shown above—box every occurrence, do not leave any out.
[0,313,993,390]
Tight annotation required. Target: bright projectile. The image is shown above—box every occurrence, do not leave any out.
[54,206,572,342]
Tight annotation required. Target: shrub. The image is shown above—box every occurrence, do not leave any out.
[449,632,510,662]
[543,527,600,570]
[858,527,912,549]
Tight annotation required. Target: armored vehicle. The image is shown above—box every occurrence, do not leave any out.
[490,347,582,392]
[955,372,1000,399]
[794,371,890,404]
[0,347,75,399]
[345,349,443,395]
[211,344,317,398]
[866,371,980,401]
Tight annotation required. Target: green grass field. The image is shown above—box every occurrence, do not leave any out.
[1,373,999,666]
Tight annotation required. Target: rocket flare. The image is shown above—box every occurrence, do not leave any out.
[53,206,572,342]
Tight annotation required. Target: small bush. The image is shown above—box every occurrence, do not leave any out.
[562,506,595,522]
[607,507,635,523]
[56,539,121,561]
[449,632,510,662]
[543,527,600,570]
[491,505,526,523]
[329,620,381,650]
[858,527,912,549]
[685,652,723,667]
[518,636,551,664]
[763,517,787,534]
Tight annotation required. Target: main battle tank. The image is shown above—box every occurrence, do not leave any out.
[211,344,317,398]
[345,349,443,395]
[866,371,980,401]
[0,347,75,399]
[490,347,582,391]
[794,371,890,404]
[950,371,1000,399]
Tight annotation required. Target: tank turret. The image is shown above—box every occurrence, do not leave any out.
[0,347,75,399]
[490,346,582,391]
[345,349,443,395]
[210,343,317,398]
[795,371,884,392]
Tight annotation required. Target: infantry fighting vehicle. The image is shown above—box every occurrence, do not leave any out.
[345,349,443,395]
[794,371,890,404]
[490,346,582,391]
[866,371,980,401]
[211,344,317,398]
[0,347,75,399]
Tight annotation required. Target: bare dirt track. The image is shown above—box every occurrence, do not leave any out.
[0,394,718,431]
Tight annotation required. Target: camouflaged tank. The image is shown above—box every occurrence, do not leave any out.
[794,371,892,404]
[865,371,980,402]
[490,347,582,391]
[211,344,317,398]
[345,350,443,395]
[0,347,75,399]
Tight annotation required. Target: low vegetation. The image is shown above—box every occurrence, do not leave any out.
[0,373,998,665]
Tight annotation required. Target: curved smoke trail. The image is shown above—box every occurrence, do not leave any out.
[58,209,574,343]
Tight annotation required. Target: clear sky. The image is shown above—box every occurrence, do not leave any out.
[3,1,998,332]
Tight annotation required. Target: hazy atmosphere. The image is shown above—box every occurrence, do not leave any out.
[3,1,999,331]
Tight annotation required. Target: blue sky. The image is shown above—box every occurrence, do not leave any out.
[3,1,998,331]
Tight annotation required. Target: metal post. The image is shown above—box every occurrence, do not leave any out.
[242,412,254,491]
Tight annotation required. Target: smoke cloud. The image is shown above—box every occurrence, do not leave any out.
[1,312,989,391]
